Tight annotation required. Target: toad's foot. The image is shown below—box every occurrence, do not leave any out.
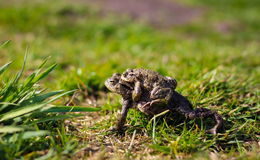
[106,126,127,135]
[206,127,217,135]
[206,111,224,134]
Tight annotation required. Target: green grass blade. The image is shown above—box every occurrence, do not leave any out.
[0,62,12,75]
[21,130,49,139]
[23,72,36,87]
[0,126,24,133]
[22,57,51,88]
[32,64,57,83]
[0,103,45,122]
[29,57,51,80]
[20,90,64,106]
[0,102,19,106]
[0,40,11,48]
[37,56,51,70]
[150,144,171,154]
[46,90,76,103]
[43,106,101,113]
[29,114,84,125]
[0,82,16,102]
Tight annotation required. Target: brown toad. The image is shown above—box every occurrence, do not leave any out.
[105,69,223,134]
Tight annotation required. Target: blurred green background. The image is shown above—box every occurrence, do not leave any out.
[1,0,259,92]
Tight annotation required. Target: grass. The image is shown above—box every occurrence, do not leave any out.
[0,43,100,159]
[0,0,259,159]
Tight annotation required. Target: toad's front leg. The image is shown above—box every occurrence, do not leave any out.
[114,99,133,132]
[132,81,142,102]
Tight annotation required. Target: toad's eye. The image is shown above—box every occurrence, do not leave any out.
[129,73,134,76]
[110,80,114,83]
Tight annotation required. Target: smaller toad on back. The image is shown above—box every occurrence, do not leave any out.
[120,68,177,105]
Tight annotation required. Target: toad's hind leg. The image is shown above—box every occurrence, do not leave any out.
[185,108,223,134]
[171,92,223,134]
[150,87,173,104]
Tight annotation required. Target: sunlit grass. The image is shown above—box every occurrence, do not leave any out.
[0,0,259,159]
[0,43,100,159]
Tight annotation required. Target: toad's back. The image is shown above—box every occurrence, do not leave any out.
[132,68,175,89]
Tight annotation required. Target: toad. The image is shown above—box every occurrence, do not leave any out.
[105,69,223,134]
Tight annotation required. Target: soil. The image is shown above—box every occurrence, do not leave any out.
[82,0,203,27]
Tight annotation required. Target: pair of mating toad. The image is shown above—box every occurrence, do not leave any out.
[105,68,223,134]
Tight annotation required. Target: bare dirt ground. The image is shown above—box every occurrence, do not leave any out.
[82,0,203,27]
